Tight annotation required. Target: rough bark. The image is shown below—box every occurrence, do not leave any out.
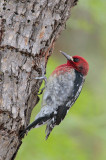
[0,0,78,159]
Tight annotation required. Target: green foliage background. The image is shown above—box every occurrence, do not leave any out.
[16,0,106,159]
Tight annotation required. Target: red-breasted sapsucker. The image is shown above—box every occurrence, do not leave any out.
[21,51,89,139]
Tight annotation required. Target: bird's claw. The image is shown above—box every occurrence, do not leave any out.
[38,87,45,95]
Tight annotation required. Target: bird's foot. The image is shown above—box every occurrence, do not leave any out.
[35,75,47,85]
[34,65,47,94]
[38,87,45,95]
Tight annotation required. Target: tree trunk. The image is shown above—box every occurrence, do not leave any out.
[0,0,78,159]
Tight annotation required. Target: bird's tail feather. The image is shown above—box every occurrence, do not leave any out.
[45,118,56,140]
[20,114,53,138]
[45,124,54,140]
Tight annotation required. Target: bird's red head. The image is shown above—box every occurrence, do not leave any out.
[60,51,89,76]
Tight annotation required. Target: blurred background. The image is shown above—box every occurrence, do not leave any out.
[16,0,106,160]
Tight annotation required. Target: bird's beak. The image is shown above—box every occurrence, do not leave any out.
[60,51,73,61]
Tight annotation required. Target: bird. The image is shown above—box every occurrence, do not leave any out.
[20,51,89,139]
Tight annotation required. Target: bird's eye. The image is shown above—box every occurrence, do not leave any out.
[73,58,79,62]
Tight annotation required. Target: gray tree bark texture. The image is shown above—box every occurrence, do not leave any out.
[0,0,78,159]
